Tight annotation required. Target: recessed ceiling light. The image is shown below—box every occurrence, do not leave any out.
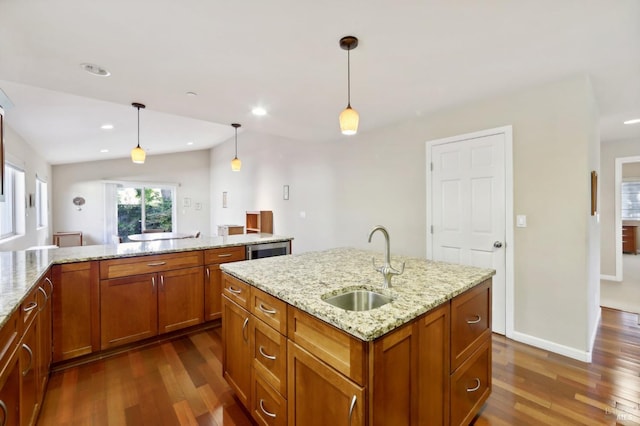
[187,141,194,146]
[101,123,114,130]
[624,118,640,125]
[100,149,109,153]
[252,107,267,116]
[186,91,198,97]
[80,63,111,77]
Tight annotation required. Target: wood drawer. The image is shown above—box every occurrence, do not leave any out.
[253,318,287,398]
[21,285,40,329]
[287,307,365,386]
[251,287,287,335]
[252,372,287,426]
[204,245,245,265]
[223,273,251,309]
[451,280,491,372]
[0,309,19,380]
[99,251,203,279]
[450,339,491,426]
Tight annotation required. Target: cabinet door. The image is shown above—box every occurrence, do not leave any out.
[222,296,252,409]
[36,275,53,402]
[288,341,364,426]
[158,266,204,334]
[205,264,223,321]
[52,262,100,362]
[21,320,38,426]
[100,273,158,349]
[0,351,20,426]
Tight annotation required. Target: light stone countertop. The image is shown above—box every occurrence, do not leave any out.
[0,234,292,329]
[220,247,496,341]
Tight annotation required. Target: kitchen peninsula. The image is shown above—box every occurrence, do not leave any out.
[0,233,292,425]
[220,248,495,425]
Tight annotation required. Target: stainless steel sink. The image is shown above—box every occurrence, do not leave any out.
[323,289,392,311]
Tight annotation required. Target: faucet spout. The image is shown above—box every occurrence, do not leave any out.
[367,225,405,288]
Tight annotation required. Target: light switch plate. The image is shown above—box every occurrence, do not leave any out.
[516,215,527,227]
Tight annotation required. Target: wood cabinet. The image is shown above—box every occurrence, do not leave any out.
[36,274,53,403]
[0,309,20,426]
[246,211,273,234]
[222,272,492,425]
[622,225,637,254]
[222,295,252,408]
[100,252,205,350]
[204,246,245,321]
[51,261,100,362]
[20,319,38,426]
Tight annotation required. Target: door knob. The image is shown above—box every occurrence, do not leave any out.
[493,241,503,249]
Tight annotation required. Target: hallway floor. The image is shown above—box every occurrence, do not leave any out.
[601,253,640,316]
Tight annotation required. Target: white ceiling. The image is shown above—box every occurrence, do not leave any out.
[0,0,639,165]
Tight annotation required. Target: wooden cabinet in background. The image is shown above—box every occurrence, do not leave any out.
[204,246,246,321]
[622,225,637,254]
[158,266,204,333]
[246,211,273,234]
[51,261,100,363]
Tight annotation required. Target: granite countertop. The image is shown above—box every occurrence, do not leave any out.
[221,247,495,342]
[0,234,292,329]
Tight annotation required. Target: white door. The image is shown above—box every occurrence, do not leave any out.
[428,132,507,334]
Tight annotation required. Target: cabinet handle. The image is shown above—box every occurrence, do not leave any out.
[206,268,210,279]
[160,275,165,291]
[228,286,242,294]
[258,303,277,315]
[258,346,276,361]
[242,318,249,342]
[22,344,33,376]
[147,261,167,266]
[0,400,7,426]
[23,301,38,313]
[466,315,481,324]
[217,253,233,258]
[37,287,48,312]
[348,395,357,425]
[151,276,156,290]
[259,399,277,418]
[466,378,481,392]
[45,276,54,295]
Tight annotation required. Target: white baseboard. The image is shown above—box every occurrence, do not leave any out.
[600,274,620,281]
[510,330,592,363]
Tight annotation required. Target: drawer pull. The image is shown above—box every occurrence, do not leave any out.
[147,261,167,266]
[259,399,277,418]
[258,303,277,315]
[0,400,7,426]
[152,276,156,290]
[259,346,277,361]
[466,315,481,324]
[22,344,33,376]
[218,253,233,258]
[45,276,54,294]
[348,395,357,425]
[23,301,38,312]
[206,267,210,279]
[466,378,481,392]
[37,287,48,312]
[242,318,249,342]
[228,286,242,294]
[160,275,165,291]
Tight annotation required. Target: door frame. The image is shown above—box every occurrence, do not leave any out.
[426,125,514,337]
[611,155,640,281]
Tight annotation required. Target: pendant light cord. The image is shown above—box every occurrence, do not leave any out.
[137,106,141,148]
[234,126,238,157]
[347,49,351,107]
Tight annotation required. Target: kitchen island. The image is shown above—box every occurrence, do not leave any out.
[220,247,495,425]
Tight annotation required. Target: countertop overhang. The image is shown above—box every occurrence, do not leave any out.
[221,247,496,341]
[0,234,292,328]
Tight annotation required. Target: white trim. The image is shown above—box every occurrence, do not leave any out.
[589,307,602,356]
[426,125,514,338]
[612,156,640,281]
[600,274,620,282]
[510,331,592,363]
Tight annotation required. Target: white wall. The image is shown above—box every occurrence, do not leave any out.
[600,139,640,276]
[211,74,600,358]
[0,124,52,251]
[52,149,211,245]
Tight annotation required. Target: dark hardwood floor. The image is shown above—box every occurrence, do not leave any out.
[38,308,640,425]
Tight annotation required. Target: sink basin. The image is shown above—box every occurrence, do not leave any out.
[323,290,392,311]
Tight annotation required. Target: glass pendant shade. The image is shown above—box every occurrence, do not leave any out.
[340,105,359,135]
[131,145,146,164]
[231,156,242,172]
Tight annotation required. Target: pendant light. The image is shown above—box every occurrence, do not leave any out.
[231,123,242,171]
[130,102,146,164]
[339,36,359,135]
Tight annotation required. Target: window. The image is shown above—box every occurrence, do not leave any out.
[621,181,640,219]
[116,185,175,239]
[36,176,48,229]
[0,163,26,239]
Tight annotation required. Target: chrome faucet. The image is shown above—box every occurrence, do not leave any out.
[367,225,405,288]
